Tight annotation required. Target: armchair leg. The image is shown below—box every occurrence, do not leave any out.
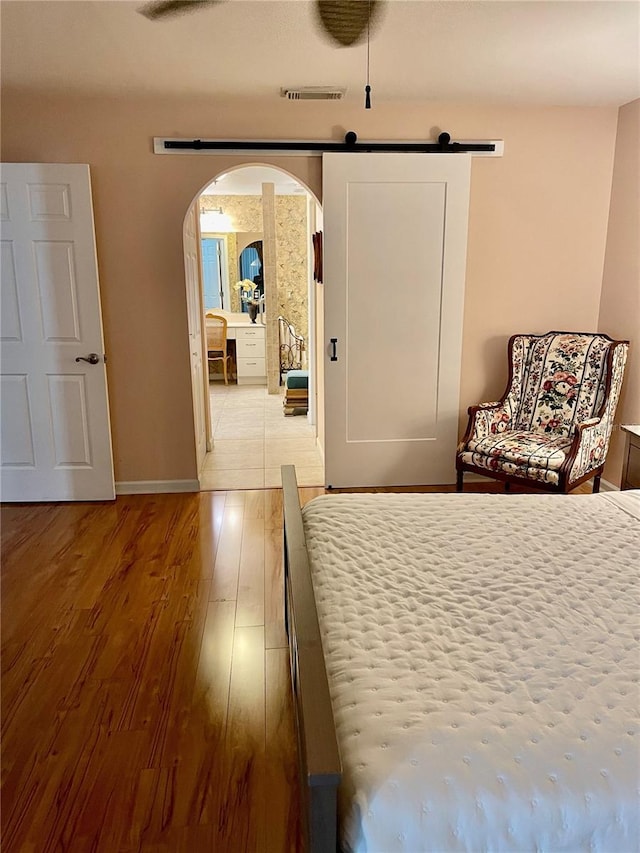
[504,480,511,493]
[593,474,601,494]
[456,470,463,492]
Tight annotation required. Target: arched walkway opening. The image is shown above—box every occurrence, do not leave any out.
[182,164,324,490]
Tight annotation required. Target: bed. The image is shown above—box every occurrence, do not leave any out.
[281,466,640,853]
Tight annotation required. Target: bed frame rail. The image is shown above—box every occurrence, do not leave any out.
[282,465,341,853]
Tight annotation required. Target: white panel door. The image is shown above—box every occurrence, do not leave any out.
[183,202,207,472]
[323,153,471,487]
[0,163,114,501]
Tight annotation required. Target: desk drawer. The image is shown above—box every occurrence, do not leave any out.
[236,338,265,358]
[236,326,265,341]
[237,357,266,377]
[624,443,640,489]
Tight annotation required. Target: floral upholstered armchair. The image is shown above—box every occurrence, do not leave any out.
[456,332,629,493]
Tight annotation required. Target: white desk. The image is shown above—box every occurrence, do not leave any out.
[206,315,266,385]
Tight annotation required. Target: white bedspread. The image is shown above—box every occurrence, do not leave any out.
[302,491,640,853]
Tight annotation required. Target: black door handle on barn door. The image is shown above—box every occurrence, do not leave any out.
[330,338,338,362]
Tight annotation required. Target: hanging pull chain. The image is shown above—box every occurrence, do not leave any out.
[365,0,372,109]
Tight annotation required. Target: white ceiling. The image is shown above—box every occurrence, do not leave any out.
[202,166,307,195]
[1,0,639,107]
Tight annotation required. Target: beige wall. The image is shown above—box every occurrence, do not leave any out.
[599,99,640,485]
[0,90,619,484]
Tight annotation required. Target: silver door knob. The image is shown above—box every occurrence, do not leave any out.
[75,353,101,365]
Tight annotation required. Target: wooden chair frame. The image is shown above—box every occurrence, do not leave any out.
[205,313,233,385]
[456,331,629,495]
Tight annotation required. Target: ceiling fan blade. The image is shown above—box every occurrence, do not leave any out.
[139,0,219,21]
[315,0,380,47]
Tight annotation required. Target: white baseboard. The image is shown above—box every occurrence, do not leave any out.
[115,479,200,495]
[600,478,619,492]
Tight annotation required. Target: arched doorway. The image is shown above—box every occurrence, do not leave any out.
[183,164,324,491]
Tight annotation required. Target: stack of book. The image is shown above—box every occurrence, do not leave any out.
[283,386,308,416]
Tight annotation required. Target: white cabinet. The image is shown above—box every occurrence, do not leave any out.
[236,326,266,385]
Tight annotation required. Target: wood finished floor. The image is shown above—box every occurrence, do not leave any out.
[1,480,593,852]
[1,487,323,853]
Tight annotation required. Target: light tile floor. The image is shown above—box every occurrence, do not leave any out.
[199,382,325,491]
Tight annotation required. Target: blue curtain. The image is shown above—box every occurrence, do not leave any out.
[240,247,261,281]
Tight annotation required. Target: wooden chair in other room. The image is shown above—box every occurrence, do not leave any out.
[206,314,233,385]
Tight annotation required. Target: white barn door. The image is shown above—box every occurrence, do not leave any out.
[323,153,471,488]
[0,163,114,501]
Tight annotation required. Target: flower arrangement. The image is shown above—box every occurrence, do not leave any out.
[234,279,255,297]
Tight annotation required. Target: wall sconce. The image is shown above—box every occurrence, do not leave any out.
[200,207,233,233]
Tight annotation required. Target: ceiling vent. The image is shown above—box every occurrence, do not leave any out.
[281,87,346,101]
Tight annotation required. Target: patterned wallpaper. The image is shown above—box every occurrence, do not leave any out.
[200,193,308,344]
[226,233,239,312]
[275,196,308,344]
[201,195,262,231]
